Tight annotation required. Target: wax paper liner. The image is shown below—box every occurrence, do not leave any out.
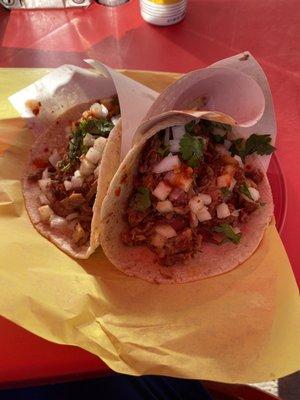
[0,63,299,383]
[146,51,276,171]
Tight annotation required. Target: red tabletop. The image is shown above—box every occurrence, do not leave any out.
[0,0,299,387]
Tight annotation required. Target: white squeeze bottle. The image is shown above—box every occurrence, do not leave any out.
[140,0,187,26]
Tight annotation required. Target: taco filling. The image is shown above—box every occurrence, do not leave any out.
[29,97,120,248]
[122,120,275,266]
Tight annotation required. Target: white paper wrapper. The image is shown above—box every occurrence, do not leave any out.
[146,51,276,171]
[9,61,159,161]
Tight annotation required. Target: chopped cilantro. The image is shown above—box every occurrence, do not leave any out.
[185,120,197,134]
[130,187,151,212]
[221,187,231,199]
[157,144,170,158]
[203,120,232,144]
[239,182,253,200]
[85,118,114,138]
[214,224,242,244]
[180,133,204,167]
[230,133,275,162]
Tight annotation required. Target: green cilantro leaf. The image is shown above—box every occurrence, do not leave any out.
[203,120,231,143]
[130,187,151,212]
[185,120,197,134]
[157,144,170,158]
[214,224,242,244]
[85,118,114,138]
[230,134,275,162]
[180,133,204,167]
[221,187,231,199]
[239,182,253,200]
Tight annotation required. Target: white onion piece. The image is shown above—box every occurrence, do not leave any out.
[169,139,180,153]
[234,155,243,167]
[93,136,107,154]
[151,233,166,248]
[217,203,231,219]
[152,181,172,201]
[172,125,185,140]
[190,212,199,228]
[215,144,231,156]
[189,196,204,215]
[74,170,81,178]
[224,139,232,150]
[153,154,181,174]
[83,133,95,147]
[38,205,53,222]
[50,215,67,230]
[229,178,237,191]
[66,212,78,221]
[212,126,227,137]
[155,224,177,238]
[165,171,193,192]
[111,114,121,126]
[49,150,60,168]
[64,180,73,191]
[198,193,212,205]
[233,226,241,234]
[94,165,100,177]
[249,187,260,202]
[90,102,108,118]
[231,209,240,217]
[86,147,101,165]
[197,207,212,222]
[38,178,51,192]
[80,158,95,177]
[71,175,83,188]
[39,193,50,205]
[42,168,49,179]
[156,200,173,213]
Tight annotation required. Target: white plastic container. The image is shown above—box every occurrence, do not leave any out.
[140,0,187,26]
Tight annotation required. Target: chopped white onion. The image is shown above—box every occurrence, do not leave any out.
[64,180,73,191]
[217,174,232,188]
[231,209,240,217]
[50,215,67,230]
[42,168,49,179]
[80,158,95,177]
[86,147,101,165]
[172,125,185,140]
[165,171,193,192]
[151,233,166,248]
[71,175,83,188]
[197,207,212,222]
[49,150,60,168]
[93,136,107,154]
[234,155,243,167]
[38,178,51,192]
[38,193,50,205]
[90,102,108,119]
[153,154,181,174]
[156,200,173,213]
[66,212,78,221]
[74,170,81,178]
[111,114,121,126]
[233,226,241,234]
[215,144,231,156]
[224,139,232,150]
[248,187,260,202]
[83,133,95,147]
[198,193,212,205]
[169,139,180,153]
[229,178,237,191]
[152,181,172,201]
[190,212,199,228]
[217,203,231,219]
[189,196,204,215]
[38,205,53,222]
[212,126,227,137]
[155,224,177,239]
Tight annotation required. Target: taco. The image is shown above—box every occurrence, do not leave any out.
[100,111,274,283]
[23,96,121,258]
